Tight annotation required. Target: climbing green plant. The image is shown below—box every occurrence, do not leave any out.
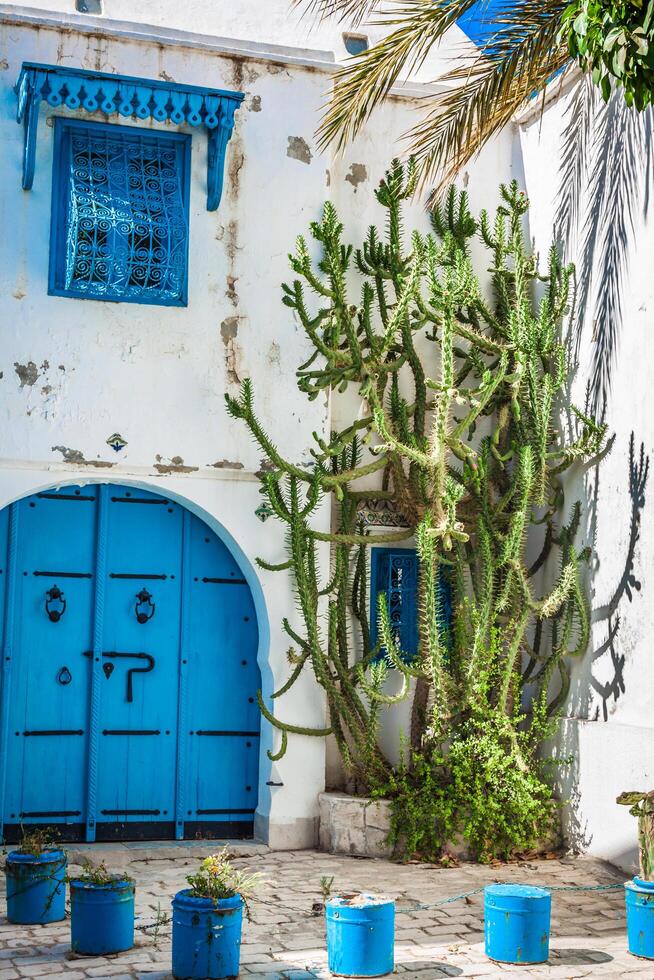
[226,161,607,858]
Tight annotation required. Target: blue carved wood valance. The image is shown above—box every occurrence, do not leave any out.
[15,62,244,211]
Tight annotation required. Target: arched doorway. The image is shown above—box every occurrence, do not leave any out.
[0,483,261,842]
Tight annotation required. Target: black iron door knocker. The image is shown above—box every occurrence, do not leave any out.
[45,585,66,622]
[134,588,155,624]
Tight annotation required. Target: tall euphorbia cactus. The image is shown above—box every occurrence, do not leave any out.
[226,161,606,793]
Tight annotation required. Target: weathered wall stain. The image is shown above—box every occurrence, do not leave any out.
[287,136,312,164]
[249,95,262,112]
[15,361,39,387]
[268,341,281,368]
[345,163,368,191]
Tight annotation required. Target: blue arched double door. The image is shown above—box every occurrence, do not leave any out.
[0,484,261,842]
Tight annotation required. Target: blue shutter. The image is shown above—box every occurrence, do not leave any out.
[49,118,191,306]
[370,548,419,662]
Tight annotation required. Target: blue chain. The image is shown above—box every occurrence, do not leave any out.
[396,880,625,914]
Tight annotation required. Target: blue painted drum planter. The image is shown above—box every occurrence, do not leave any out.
[4,849,67,924]
[625,877,654,958]
[484,884,551,964]
[326,893,395,977]
[172,890,244,979]
[70,879,135,954]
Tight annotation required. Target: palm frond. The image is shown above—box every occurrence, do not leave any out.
[309,0,569,190]
[316,0,483,152]
[405,4,570,191]
[295,0,382,25]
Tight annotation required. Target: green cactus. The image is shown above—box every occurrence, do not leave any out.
[226,161,607,806]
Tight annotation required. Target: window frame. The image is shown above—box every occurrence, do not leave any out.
[48,117,192,307]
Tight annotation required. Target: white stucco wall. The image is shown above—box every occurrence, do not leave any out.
[0,4,512,845]
[518,79,654,874]
[0,0,478,77]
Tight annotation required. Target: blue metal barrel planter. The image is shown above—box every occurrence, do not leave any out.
[484,884,551,964]
[326,893,395,977]
[172,890,244,980]
[4,849,67,924]
[70,879,135,954]
[625,877,654,958]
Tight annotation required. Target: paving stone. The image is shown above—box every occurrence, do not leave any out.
[0,850,644,978]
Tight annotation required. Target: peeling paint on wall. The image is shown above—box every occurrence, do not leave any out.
[287,136,312,165]
[153,454,199,474]
[14,361,39,387]
[221,316,239,344]
[221,315,244,385]
[345,163,368,191]
[256,458,276,477]
[226,275,239,307]
[51,445,115,467]
[209,459,244,470]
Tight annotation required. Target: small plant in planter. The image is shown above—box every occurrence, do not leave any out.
[618,791,654,880]
[618,791,654,959]
[68,860,135,955]
[172,848,263,980]
[3,827,67,924]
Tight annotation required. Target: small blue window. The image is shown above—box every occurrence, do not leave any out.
[370,548,452,663]
[49,118,191,306]
[343,33,369,56]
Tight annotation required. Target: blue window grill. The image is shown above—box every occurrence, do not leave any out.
[49,119,191,306]
[370,548,452,664]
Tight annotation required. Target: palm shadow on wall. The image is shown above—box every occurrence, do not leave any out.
[554,76,653,414]
[554,77,652,718]
[555,432,648,852]
[586,433,649,721]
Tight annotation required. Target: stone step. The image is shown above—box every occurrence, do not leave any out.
[66,838,269,868]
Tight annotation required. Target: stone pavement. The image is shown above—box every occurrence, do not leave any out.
[0,846,648,979]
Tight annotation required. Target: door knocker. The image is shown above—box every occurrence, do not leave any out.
[45,585,66,623]
[134,588,155,624]
[56,666,72,686]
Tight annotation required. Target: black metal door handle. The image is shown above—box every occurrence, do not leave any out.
[83,650,155,702]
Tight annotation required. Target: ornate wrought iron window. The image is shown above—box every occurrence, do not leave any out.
[49,119,191,306]
[370,547,452,664]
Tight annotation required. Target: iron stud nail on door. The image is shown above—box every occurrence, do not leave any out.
[45,584,66,622]
[134,587,155,624]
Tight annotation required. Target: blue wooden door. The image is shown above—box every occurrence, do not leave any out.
[0,484,260,842]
